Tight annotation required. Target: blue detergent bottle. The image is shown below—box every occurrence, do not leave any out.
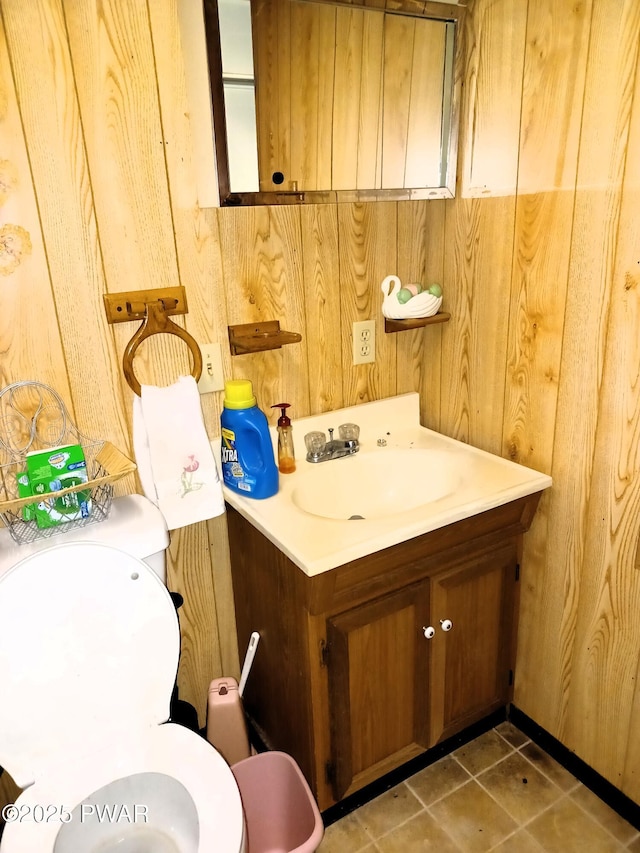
[220,379,278,499]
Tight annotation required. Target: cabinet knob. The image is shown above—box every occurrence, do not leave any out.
[422,625,436,639]
[440,619,453,632]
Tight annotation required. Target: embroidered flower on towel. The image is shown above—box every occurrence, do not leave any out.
[180,454,204,497]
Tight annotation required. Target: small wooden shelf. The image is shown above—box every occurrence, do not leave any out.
[384,312,451,333]
[228,320,302,355]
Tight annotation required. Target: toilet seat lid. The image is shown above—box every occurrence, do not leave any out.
[0,541,180,788]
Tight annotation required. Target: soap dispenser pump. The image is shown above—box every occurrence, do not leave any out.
[271,403,296,474]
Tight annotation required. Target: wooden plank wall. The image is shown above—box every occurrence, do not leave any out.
[453,0,640,807]
[253,0,445,191]
[1,0,640,814]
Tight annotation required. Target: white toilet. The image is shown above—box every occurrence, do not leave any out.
[0,496,245,852]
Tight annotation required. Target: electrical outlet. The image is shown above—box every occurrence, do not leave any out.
[352,320,376,365]
[198,343,225,394]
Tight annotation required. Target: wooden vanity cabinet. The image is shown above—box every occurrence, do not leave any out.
[226,493,540,810]
[326,544,518,801]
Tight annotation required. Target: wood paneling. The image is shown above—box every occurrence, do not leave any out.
[338,201,398,405]
[1,1,109,437]
[501,0,593,763]
[396,200,445,430]
[218,205,309,411]
[563,0,640,795]
[514,0,640,792]
[299,204,343,414]
[458,0,527,196]
[252,0,451,192]
[2,0,640,817]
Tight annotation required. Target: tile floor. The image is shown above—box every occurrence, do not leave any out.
[319,723,640,852]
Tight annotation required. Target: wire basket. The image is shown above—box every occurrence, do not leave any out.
[0,381,136,545]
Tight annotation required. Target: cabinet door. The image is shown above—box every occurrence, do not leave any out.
[325,583,430,801]
[428,546,517,745]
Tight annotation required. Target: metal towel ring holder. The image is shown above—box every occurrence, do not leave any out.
[123,299,203,396]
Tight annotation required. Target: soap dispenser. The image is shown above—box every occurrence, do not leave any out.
[271,403,296,474]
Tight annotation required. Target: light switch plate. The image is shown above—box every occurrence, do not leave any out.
[198,343,225,394]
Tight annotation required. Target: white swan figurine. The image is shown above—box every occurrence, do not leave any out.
[381,275,443,320]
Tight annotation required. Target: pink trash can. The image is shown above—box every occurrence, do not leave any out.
[231,752,324,853]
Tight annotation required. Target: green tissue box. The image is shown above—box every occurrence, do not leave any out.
[25,444,92,529]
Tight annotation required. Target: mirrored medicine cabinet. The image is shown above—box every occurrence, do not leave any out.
[203,0,465,206]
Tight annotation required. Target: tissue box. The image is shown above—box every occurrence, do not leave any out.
[26,444,92,529]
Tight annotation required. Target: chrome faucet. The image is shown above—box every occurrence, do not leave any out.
[305,424,360,463]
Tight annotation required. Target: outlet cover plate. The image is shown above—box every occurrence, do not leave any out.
[353,320,376,365]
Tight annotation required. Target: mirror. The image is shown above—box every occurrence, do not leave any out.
[204,0,464,205]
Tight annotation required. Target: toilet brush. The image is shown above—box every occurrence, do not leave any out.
[238,631,260,698]
[206,631,260,766]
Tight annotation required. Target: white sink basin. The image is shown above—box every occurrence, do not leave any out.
[292,449,462,520]
[216,393,552,576]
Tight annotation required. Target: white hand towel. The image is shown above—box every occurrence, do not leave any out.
[132,375,225,530]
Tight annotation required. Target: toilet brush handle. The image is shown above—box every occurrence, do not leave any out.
[238,631,260,698]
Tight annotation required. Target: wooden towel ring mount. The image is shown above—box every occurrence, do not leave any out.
[103,286,203,396]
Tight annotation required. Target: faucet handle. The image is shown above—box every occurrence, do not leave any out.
[304,431,326,454]
[338,423,360,441]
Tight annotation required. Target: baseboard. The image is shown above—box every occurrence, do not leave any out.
[321,707,507,826]
[509,705,640,831]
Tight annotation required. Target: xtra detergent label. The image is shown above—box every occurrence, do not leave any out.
[221,427,257,492]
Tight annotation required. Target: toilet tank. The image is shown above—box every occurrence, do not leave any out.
[0,495,170,583]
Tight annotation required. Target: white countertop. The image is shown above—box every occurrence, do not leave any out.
[218,393,552,577]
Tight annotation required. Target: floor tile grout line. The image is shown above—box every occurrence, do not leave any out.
[351,806,381,845]
[322,803,382,851]
[455,729,593,833]
[485,825,547,853]
[512,738,583,790]
[405,766,473,810]
[448,732,578,849]
[429,819,467,852]
[566,783,640,848]
[493,789,578,849]
[496,729,532,747]
[403,772,477,850]
[508,742,637,846]
[422,799,480,852]
[351,782,423,843]
[352,728,532,820]
[494,725,532,750]
[469,738,623,837]
[397,730,549,839]
[354,800,417,843]
[473,774,568,840]
[475,741,569,791]
[350,776,468,852]
[322,827,383,853]
[505,725,640,843]
[361,799,466,853]
[350,788,609,853]
[349,784,630,853]
[497,787,630,850]
[450,729,521,778]
[325,726,639,852]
